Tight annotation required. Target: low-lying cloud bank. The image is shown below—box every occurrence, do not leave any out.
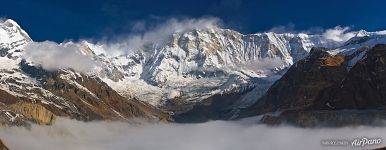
[1,118,386,150]
[22,41,98,73]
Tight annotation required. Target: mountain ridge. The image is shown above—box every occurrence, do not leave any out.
[1,19,386,125]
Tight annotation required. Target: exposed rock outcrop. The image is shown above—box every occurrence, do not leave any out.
[0,139,9,150]
[11,102,55,125]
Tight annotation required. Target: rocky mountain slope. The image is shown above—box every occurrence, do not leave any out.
[0,139,9,150]
[239,31,386,126]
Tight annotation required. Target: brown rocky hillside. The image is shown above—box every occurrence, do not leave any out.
[240,44,386,126]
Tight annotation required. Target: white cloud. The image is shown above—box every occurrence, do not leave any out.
[322,26,356,42]
[22,41,97,73]
[1,118,386,150]
[95,17,222,56]
[268,23,296,33]
[267,24,325,35]
[0,18,6,23]
[131,21,147,32]
[268,25,357,43]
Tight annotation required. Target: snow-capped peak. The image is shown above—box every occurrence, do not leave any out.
[0,19,32,58]
[355,30,370,37]
[1,19,31,42]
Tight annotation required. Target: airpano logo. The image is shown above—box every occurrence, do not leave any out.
[321,137,382,147]
[351,137,382,147]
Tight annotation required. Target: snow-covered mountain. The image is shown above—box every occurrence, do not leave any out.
[84,28,346,112]
[1,19,385,124]
[0,19,170,126]
[0,19,31,57]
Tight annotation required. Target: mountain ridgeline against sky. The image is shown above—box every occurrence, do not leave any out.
[0,18,386,126]
[2,0,386,42]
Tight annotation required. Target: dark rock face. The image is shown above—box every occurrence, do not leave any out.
[326,45,386,109]
[172,89,253,123]
[0,139,9,150]
[38,70,170,122]
[373,146,386,150]
[260,110,386,127]
[240,44,386,126]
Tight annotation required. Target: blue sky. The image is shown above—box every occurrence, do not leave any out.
[1,0,385,42]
